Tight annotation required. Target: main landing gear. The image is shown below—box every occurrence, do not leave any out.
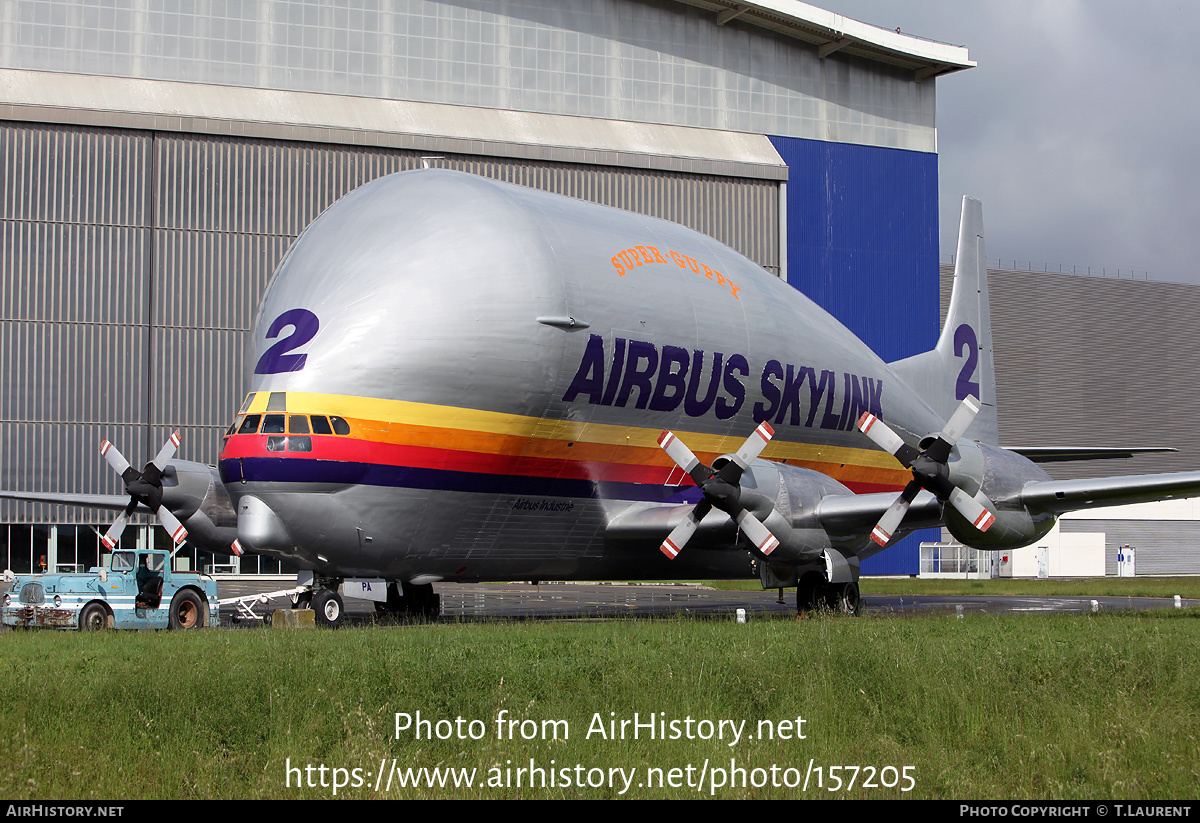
[795,573,861,616]
[374,580,441,620]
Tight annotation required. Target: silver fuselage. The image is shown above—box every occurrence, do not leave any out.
[219,170,943,580]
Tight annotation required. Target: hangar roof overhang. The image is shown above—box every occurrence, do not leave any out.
[0,69,788,181]
[673,0,975,80]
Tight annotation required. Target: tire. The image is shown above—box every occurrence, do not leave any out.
[293,591,312,610]
[831,582,862,616]
[796,575,824,613]
[312,588,344,628]
[79,602,110,631]
[169,589,206,630]
[400,581,441,619]
[374,581,404,616]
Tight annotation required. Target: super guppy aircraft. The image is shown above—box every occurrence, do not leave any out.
[7,169,1200,625]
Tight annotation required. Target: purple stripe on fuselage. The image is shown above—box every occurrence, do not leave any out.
[218,458,704,504]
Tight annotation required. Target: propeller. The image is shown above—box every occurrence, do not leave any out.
[857,396,996,547]
[656,422,780,559]
[98,430,189,550]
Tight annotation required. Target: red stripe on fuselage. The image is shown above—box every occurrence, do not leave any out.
[222,435,679,485]
[220,435,906,494]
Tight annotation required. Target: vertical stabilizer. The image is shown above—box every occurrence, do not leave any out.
[890,196,998,444]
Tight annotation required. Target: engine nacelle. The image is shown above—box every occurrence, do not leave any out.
[944,442,1057,550]
[160,460,239,554]
[738,461,856,564]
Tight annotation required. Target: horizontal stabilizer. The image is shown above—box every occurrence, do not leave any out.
[1005,446,1177,463]
[1021,471,1200,514]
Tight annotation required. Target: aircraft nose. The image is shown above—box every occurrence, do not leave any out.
[236,495,291,552]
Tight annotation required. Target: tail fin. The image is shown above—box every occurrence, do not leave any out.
[890,196,998,444]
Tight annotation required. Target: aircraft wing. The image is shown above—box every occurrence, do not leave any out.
[815,490,943,537]
[607,490,946,554]
[1018,471,1200,515]
[606,503,738,543]
[0,490,140,512]
[1005,446,1177,463]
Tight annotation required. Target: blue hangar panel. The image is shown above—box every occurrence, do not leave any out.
[770,135,941,575]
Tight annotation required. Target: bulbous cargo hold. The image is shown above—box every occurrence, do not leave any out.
[220,169,934,579]
[249,169,937,442]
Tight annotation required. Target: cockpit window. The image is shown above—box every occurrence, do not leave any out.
[288,415,310,434]
[330,416,351,436]
[262,414,286,434]
[310,415,333,435]
[237,414,262,435]
[238,394,256,414]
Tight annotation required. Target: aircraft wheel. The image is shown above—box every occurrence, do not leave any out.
[374,581,405,616]
[831,582,861,616]
[293,591,312,610]
[79,602,110,631]
[401,581,441,619]
[796,575,824,613]
[312,589,345,628]
[169,589,206,630]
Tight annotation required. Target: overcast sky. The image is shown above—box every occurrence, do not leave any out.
[819,1,1200,284]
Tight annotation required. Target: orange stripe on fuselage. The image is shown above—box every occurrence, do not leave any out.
[225,393,913,491]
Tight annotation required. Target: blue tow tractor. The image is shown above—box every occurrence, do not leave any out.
[2,547,219,630]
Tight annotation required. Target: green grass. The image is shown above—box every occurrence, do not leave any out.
[705,576,1200,599]
[3,610,1199,799]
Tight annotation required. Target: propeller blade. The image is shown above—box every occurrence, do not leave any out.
[948,487,996,533]
[150,429,182,473]
[657,430,711,486]
[856,412,919,467]
[99,439,132,477]
[926,396,981,462]
[734,421,775,465]
[230,539,245,557]
[941,395,981,443]
[870,480,922,547]
[100,510,130,551]
[156,506,189,545]
[660,500,711,559]
[734,509,780,556]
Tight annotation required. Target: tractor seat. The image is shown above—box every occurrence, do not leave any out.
[136,577,163,610]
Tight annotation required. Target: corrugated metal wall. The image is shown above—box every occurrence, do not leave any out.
[1060,520,1200,576]
[769,135,941,362]
[0,121,779,523]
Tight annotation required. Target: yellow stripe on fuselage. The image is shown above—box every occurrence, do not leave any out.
[247,391,907,478]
